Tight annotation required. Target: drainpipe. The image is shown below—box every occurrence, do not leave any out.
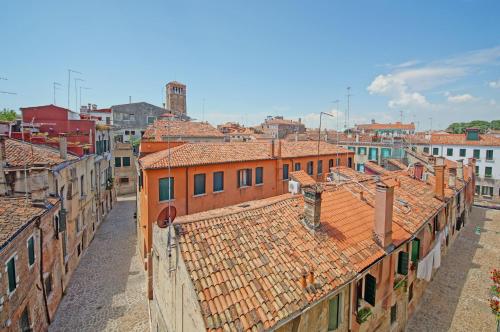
[36,217,51,325]
[348,281,353,331]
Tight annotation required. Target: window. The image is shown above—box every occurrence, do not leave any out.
[317,160,323,174]
[485,167,492,178]
[194,174,206,195]
[466,130,479,141]
[159,177,174,201]
[381,148,391,158]
[131,130,136,135]
[106,117,111,125]
[423,147,429,154]
[283,164,289,180]
[473,149,480,159]
[368,148,378,161]
[90,170,94,189]
[482,186,493,196]
[328,293,342,330]
[119,177,129,183]
[27,236,35,267]
[294,163,301,171]
[7,256,16,292]
[390,304,397,324]
[255,167,264,185]
[357,147,366,155]
[237,169,252,187]
[356,163,365,172]
[432,147,439,156]
[459,149,466,157]
[44,273,53,295]
[446,148,453,156]
[486,150,494,160]
[475,185,480,195]
[409,282,414,301]
[147,116,156,125]
[328,159,334,169]
[213,171,224,192]
[125,130,130,135]
[20,306,31,332]
[475,165,479,175]
[336,158,341,166]
[115,157,121,167]
[80,175,84,197]
[307,161,314,175]
[348,146,355,152]
[123,157,131,167]
[348,157,353,168]
[397,251,409,275]
[411,238,420,262]
[364,274,376,306]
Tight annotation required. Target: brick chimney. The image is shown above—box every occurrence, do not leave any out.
[414,162,424,180]
[448,167,457,189]
[0,135,8,196]
[456,159,464,180]
[373,180,394,250]
[303,184,323,230]
[30,165,49,207]
[59,133,67,160]
[468,158,476,178]
[434,162,445,200]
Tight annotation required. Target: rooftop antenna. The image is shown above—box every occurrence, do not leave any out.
[332,99,340,175]
[346,86,351,132]
[53,82,62,105]
[67,69,82,111]
[74,78,84,112]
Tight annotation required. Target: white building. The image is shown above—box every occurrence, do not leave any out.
[410,128,500,200]
[80,104,113,126]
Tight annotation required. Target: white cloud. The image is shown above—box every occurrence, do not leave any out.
[367,74,429,109]
[489,99,497,106]
[446,93,476,103]
[489,79,500,89]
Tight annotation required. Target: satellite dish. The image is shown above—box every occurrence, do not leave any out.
[157,205,177,228]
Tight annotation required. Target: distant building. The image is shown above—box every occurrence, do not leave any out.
[111,102,171,144]
[355,120,415,136]
[142,120,225,143]
[257,116,305,139]
[165,81,187,117]
[80,104,113,126]
[113,142,137,195]
[217,122,256,142]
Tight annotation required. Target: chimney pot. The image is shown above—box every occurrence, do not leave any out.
[374,181,394,250]
[414,163,424,180]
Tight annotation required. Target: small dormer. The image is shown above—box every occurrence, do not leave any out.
[465,128,480,141]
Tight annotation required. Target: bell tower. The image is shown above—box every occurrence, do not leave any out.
[165,81,187,116]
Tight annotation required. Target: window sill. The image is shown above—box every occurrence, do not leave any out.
[255,183,264,187]
[8,288,17,300]
[193,193,207,198]
[239,185,251,189]
[159,199,175,203]
[213,190,224,194]
[282,179,289,182]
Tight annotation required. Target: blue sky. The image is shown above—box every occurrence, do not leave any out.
[1,0,499,130]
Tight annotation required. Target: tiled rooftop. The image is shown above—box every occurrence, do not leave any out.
[5,138,78,168]
[143,120,224,141]
[364,161,389,174]
[139,141,351,169]
[356,122,415,131]
[174,194,355,331]
[0,197,59,249]
[289,170,316,187]
[430,133,500,146]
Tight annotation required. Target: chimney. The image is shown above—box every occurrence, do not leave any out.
[30,165,49,207]
[276,140,282,158]
[456,159,464,180]
[414,162,424,180]
[448,167,457,189]
[434,163,445,200]
[0,135,8,196]
[308,270,314,285]
[468,158,476,178]
[303,184,323,230]
[301,271,307,288]
[59,134,67,160]
[271,139,275,158]
[373,180,394,250]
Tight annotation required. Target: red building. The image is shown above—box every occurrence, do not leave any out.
[14,105,96,156]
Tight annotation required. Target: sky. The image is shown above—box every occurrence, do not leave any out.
[1,0,499,130]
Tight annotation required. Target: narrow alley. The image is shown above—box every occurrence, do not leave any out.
[49,195,149,332]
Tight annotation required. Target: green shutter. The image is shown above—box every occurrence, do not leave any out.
[328,294,340,330]
[397,251,409,275]
[364,274,376,306]
[115,157,121,167]
[411,239,420,262]
[28,237,35,266]
[159,178,174,201]
[123,157,131,167]
[7,258,16,292]
[59,209,67,232]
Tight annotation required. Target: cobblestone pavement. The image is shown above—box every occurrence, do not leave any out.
[407,207,500,332]
[50,195,149,332]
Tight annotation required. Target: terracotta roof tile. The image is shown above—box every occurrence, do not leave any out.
[289,170,316,187]
[430,133,500,146]
[5,138,78,168]
[356,122,415,131]
[143,120,224,140]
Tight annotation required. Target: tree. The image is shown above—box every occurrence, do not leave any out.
[0,108,18,121]
[446,120,500,134]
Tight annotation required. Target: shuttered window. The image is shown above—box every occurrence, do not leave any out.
[159,177,174,201]
[294,163,301,171]
[317,160,323,174]
[307,161,314,175]
[411,239,420,262]
[237,169,252,187]
[328,293,341,330]
[7,257,16,292]
[328,159,334,169]
[28,237,35,266]
[59,209,67,232]
[194,174,206,195]
[255,167,264,185]
[213,172,224,192]
[123,157,131,167]
[115,157,121,167]
[283,164,289,180]
[397,251,409,275]
[364,274,376,306]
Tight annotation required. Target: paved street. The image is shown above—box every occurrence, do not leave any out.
[50,195,149,332]
[407,207,500,332]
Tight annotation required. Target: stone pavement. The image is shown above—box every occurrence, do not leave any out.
[49,195,149,332]
[407,207,500,332]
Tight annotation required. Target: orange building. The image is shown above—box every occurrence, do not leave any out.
[137,140,354,275]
